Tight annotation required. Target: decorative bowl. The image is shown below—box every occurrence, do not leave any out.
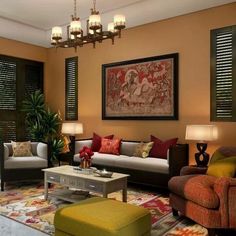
[95,169,113,178]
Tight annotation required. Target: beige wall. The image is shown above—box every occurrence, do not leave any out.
[1,3,236,164]
[46,3,236,163]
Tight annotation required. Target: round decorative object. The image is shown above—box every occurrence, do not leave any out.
[95,169,113,178]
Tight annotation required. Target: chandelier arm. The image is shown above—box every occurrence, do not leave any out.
[93,0,96,11]
[74,0,77,18]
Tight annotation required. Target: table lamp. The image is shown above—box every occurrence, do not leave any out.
[61,122,83,154]
[185,125,218,167]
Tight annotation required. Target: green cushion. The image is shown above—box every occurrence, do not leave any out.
[54,197,151,236]
[209,150,226,164]
[207,156,236,177]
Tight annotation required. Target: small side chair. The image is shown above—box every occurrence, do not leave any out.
[0,141,50,191]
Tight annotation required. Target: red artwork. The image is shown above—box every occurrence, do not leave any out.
[102,54,178,120]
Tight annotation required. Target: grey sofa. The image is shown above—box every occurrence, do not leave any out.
[73,139,189,188]
[0,142,49,191]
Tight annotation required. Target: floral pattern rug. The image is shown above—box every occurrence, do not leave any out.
[0,182,207,236]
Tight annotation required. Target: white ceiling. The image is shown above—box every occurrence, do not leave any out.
[0,0,234,48]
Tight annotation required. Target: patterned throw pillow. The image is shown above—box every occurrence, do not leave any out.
[91,133,114,152]
[133,142,154,158]
[149,135,178,159]
[99,138,121,155]
[11,141,33,157]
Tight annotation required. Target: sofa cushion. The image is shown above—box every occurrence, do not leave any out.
[99,138,121,155]
[11,141,32,157]
[75,140,92,154]
[74,152,129,167]
[133,142,154,158]
[168,175,220,209]
[4,156,48,169]
[120,142,139,156]
[149,136,178,159]
[115,157,169,174]
[91,133,114,152]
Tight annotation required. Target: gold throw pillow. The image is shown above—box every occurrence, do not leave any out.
[11,141,33,157]
[133,142,154,158]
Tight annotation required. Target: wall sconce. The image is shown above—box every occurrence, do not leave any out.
[185,125,218,166]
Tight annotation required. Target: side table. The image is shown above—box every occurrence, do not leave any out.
[57,152,74,166]
[180,165,208,176]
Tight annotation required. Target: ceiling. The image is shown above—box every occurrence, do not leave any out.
[0,0,234,48]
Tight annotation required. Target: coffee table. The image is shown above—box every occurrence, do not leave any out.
[43,165,129,202]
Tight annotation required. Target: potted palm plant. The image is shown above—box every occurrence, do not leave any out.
[22,90,64,164]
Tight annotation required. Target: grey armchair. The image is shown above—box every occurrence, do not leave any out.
[0,141,50,191]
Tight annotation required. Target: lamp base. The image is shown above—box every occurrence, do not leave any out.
[69,135,76,154]
[195,143,209,167]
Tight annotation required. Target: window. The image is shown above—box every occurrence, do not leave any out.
[65,57,78,120]
[0,55,43,141]
[210,25,236,121]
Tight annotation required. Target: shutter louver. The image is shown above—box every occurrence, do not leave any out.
[0,121,16,142]
[215,31,233,118]
[65,57,78,120]
[0,59,16,110]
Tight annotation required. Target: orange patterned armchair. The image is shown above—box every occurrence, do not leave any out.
[168,147,236,236]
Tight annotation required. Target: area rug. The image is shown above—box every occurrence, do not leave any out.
[0,183,207,236]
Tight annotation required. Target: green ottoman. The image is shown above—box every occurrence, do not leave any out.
[54,197,151,236]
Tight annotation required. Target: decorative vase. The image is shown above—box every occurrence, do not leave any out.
[80,159,91,169]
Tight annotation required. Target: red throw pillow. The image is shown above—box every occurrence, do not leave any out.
[91,133,114,152]
[99,138,121,155]
[149,135,178,159]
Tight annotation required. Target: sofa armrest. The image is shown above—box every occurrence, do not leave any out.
[37,142,48,160]
[213,177,236,228]
[3,144,9,160]
[168,144,189,177]
[180,166,207,176]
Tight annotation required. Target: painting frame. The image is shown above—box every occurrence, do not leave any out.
[102,53,179,120]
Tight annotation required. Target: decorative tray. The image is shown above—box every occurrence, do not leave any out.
[95,169,113,178]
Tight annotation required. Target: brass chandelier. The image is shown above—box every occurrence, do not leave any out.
[51,0,126,50]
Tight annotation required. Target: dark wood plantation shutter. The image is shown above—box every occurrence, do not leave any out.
[0,59,16,110]
[0,55,43,141]
[65,57,78,120]
[211,25,236,121]
[0,57,17,141]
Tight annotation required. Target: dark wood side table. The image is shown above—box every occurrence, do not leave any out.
[57,152,74,166]
[180,165,208,176]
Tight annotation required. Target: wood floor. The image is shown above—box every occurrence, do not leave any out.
[0,215,48,236]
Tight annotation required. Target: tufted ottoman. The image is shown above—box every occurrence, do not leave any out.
[54,197,151,236]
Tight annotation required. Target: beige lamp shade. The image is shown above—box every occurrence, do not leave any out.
[61,122,83,135]
[185,125,218,142]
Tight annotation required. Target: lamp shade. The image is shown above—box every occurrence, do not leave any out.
[62,122,83,135]
[185,125,218,142]
[70,20,82,34]
[51,26,62,40]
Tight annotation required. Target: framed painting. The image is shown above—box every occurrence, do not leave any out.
[102,53,178,120]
